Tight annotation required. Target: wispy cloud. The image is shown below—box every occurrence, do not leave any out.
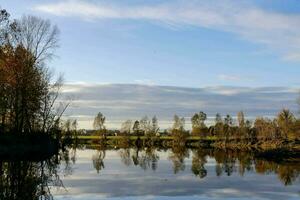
[217,74,256,82]
[34,0,300,61]
[61,83,299,129]
[134,79,156,85]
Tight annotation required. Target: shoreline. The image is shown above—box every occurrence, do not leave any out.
[74,135,300,150]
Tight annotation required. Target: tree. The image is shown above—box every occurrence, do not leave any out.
[71,119,78,131]
[151,116,159,135]
[237,111,245,128]
[277,109,295,139]
[93,112,106,130]
[132,120,140,135]
[63,119,71,132]
[0,11,63,134]
[191,111,207,128]
[120,120,132,135]
[214,113,224,137]
[172,115,185,131]
[224,114,233,126]
[140,116,150,135]
[191,111,207,136]
[254,117,278,140]
[215,113,223,124]
[223,114,233,140]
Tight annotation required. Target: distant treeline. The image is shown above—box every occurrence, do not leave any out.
[89,109,300,143]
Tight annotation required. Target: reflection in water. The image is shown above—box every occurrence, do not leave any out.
[191,149,207,179]
[92,147,106,174]
[168,146,189,174]
[92,147,300,186]
[0,158,59,200]
[0,147,76,200]
[118,147,159,171]
[2,147,300,199]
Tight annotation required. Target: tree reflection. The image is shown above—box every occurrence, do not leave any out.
[168,146,189,174]
[0,157,62,200]
[255,160,300,185]
[118,147,160,171]
[138,147,159,171]
[191,149,207,179]
[119,149,132,166]
[115,146,300,185]
[92,148,106,174]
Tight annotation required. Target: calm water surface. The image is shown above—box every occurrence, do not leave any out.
[50,147,300,200]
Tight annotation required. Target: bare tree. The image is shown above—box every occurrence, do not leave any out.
[0,11,65,134]
[93,112,106,130]
[237,111,245,128]
[120,120,132,135]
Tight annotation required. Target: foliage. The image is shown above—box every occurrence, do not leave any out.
[0,9,66,135]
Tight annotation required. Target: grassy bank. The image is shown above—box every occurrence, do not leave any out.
[75,135,300,150]
[77,135,217,141]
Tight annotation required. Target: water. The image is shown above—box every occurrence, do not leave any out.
[48,147,300,200]
[1,146,300,200]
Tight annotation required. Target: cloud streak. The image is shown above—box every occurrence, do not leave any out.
[34,0,300,61]
[217,74,257,84]
[61,83,299,129]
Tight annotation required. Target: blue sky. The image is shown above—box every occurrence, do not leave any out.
[2,0,300,128]
[2,0,300,87]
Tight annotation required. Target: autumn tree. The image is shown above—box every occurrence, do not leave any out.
[171,115,187,145]
[213,113,224,138]
[276,109,295,139]
[254,117,278,140]
[0,10,64,134]
[237,111,245,128]
[191,111,207,136]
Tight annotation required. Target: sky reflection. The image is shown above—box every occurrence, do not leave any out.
[52,149,300,200]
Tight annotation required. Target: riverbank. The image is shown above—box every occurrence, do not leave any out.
[75,135,300,150]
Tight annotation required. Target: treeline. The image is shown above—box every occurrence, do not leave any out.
[0,9,65,135]
[91,109,300,142]
[188,109,300,141]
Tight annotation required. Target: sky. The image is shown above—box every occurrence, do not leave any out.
[2,0,300,87]
[1,0,300,128]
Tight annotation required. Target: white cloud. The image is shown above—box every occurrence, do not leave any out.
[218,74,242,82]
[34,0,300,61]
[217,74,256,82]
[60,83,299,129]
[134,79,156,85]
